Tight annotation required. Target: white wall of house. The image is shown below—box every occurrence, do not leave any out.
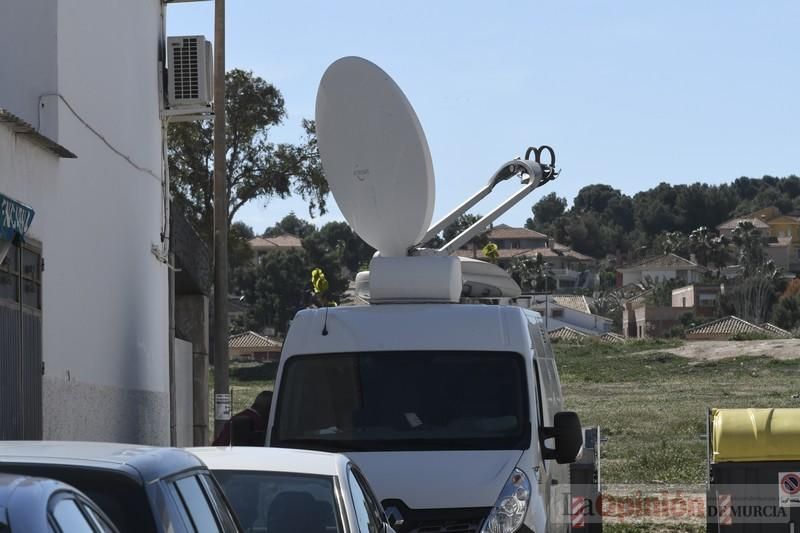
[1,0,169,444]
[531,303,612,334]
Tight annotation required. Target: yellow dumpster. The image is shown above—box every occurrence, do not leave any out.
[711,408,800,463]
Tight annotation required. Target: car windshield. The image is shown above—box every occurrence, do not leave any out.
[212,470,341,533]
[273,351,530,452]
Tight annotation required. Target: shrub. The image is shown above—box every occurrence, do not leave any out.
[730,332,771,341]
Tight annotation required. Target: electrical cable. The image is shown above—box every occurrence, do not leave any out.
[39,93,162,183]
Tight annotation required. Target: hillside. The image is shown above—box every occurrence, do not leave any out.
[526,176,800,259]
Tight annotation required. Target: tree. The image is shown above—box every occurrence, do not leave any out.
[662,231,690,257]
[530,193,567,226]
[441,214,488,256]
[234,245,347,335]
[229,222,255,273]
[235,249,309,334]
[783,278,800,299]
[316,221,375,273]
[641,276,685,306]
[772,295,800,330]
[168,69,327,242]
[510,253,554,292]
[724,263,781,324]
[263,212,316,238]
[731,221,767,275]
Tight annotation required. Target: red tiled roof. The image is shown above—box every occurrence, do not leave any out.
[552,295,592,314]
[717,217,770,230]
[760,323,793,339]
[249,234,303,250]
[685,316,766,337]
[487,224,548,240]
[549,326,589,343]
[600,332,625,343]
[229,331,282,350]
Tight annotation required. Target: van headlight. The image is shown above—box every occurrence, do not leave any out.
[480,468,531,533]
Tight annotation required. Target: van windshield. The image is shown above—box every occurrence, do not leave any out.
[273,351,530,452]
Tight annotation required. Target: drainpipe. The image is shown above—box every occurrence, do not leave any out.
[160,3,177,447]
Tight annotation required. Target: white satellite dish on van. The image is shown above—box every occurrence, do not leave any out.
[315,56,561,302]
[315,56,435,258]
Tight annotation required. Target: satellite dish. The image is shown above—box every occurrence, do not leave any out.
[315,57,435,257]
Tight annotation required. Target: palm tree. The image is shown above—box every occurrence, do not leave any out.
[511,253,554,292]
[731,221,767,275]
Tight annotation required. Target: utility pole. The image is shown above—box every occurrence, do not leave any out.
[212,0,230,440]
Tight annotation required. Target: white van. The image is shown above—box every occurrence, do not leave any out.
[266,301,583,533]
[266,56,586,533]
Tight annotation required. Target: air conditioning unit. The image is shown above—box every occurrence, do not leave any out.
[167,35,213,108]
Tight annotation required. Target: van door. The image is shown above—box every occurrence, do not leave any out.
[529,321,569,533]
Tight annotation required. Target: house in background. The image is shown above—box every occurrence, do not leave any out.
[717,206,800,273]
[456,225,596,293]
[616,254,705,287]
[487,224,548,250]
[249,234,303,263]
[229,331,282,362]
[623,302,686,339]
[520,294,613,335]
[671,285,720,318]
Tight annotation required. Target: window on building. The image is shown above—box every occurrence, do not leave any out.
[0,241,41,309]
[512,240,520,249]
[551,308,564,318]
[698,294,717,307]
[682,297,686,308]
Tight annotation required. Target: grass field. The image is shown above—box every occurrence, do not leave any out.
[216,339,800,531]
[555,339,800,485]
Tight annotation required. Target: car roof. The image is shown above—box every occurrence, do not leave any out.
[187,447,348,477]
[0,442,205,484]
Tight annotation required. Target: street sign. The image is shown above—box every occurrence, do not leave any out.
[214,393,231,421]
[778,472,800,507]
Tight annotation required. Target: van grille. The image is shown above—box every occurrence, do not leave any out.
[413,522,480,533]
[382,500,488,533]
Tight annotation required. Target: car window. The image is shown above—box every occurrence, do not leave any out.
[173,476,222,533]
[212,470,341,533]
[0,464,155,533]
[51,498,94,532]
[347,468,381,533]
[197,474,239,532]
[80,501,116,533]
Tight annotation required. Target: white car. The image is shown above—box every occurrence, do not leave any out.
[189,447,396,533]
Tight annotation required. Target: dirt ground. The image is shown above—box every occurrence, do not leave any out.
[645,338,800,361]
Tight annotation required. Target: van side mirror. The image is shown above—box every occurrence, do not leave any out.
[541,411,583,464]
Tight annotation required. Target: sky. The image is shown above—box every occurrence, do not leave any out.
[167,1,799,236]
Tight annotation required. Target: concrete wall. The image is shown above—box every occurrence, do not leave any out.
[1,0,169,444]
[174,338,193,447]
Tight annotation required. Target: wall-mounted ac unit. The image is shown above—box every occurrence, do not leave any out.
[167,35,213,108]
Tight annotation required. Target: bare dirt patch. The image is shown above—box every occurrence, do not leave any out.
[645,339,800,361]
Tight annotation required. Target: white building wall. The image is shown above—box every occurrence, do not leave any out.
[40,0,169,444]
[0,0,58,129]
[1,0,169,444]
